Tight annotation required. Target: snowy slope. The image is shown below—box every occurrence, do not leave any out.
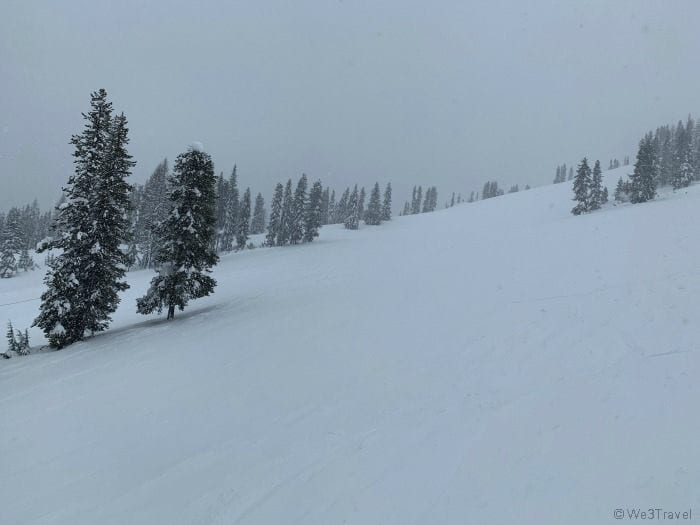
[2,166,700,524]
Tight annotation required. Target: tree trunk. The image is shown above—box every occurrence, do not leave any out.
[167,304,175,320]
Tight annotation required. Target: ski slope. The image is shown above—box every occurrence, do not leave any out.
[2,166,699,524]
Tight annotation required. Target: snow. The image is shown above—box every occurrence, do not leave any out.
[189,141,204,152]
[2,166,700,524]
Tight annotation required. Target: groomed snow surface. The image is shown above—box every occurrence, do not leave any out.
[2,166,699,524]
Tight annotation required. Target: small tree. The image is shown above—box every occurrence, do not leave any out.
[251,193,266,234]
[136,145,219,320]
[629,133,657,203]
[266,183,284,246]
[381,182,392,221]
[303,180,323,242]
[236,188,251,249]
[345,186,360,230]
[365,182,383,225]
[571,157,592,215]
[589,160,603,211]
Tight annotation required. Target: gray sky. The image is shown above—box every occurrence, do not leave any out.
[2,0,700,211]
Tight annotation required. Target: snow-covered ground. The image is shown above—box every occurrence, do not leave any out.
[2,166,699,524]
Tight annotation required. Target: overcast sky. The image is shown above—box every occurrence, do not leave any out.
[2,0,700,210]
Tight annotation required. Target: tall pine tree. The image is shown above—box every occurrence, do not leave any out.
[571,157,592,215]
[251,192,266,234]
[629,133,657,203]
[34,90,134,348]
[303,180,323,242]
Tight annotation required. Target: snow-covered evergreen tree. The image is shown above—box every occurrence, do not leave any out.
[136,145,218,320]
[589,160,603,211]
[277,179,293,246]
[328,190,336,224]
[17,249,35,272]
[303,180,323,242]
[358,187,366,222]
[34,90,134,348]
[672,119,694,190]
[365,182,382,225]
[337,188,349,224]
[381,182,392,221]
[0,208,20,278]
[320,187,330,225]
[236,188,251,249]
[266,183,284,246]
[345,185,360,230]
[220,166,239,252]
[5,321,17,354]
[629,133,657,203]
[289,175,308,244]
[571,157,592,215]
[602,186,609,204]
[251,192,266,234]
[135,159,169,268]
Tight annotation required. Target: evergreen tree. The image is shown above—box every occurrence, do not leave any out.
[5,321,16,354]
[277,179,293,246]
[0,208,20,278]
[413,186,423,214]
[344,185,360,230]
[358,187,366,221]
[136,159,169,268]
[251,192,266,234]
[220,166,239,251]
[365,182,382,225]
[402,201,410,215]
[589,160,604,211]
[614,177,629,202]
[34,90,134,348]
[337,188,349,224]
[602,186,609,203]
[289,175,308,244]
[571,157,592,215]
[328,190,337,224]
[136,145,218,320]
[303,180,323,242]
[629,133,657,203]
[672,118,694,190]
[320,187,330,225]
[266,183,284,246]
[236,188,251,249]
[381,182,392,221]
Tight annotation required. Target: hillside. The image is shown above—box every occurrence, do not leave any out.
[2,166,699,524]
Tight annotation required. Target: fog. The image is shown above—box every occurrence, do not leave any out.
[2,0,700,210]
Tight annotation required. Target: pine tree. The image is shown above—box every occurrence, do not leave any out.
[381,182,392,221]
[614,177,628,202]
[0,208,21,278]
[365,182,382,225]
[136,145,218,320]
[672,119,694,190]
[277,179,293,246]
[236,188,251,249]
[402,201,410,215]
[358,187,366,221]
[345,185,360,230]
[602,186,609,203]
[629,133,657,203]
[266,183,284,246]
[589,160,603,211]
[220,166,239,251]
[289,175,308,244]
[413,186,423,214]
[328,190,336,224]
[337,188,349,224]
[320,187,330,225]
[571,157,592,215]
[5,321,17,354]
[136,159,169,268]
[303,180,323,242]
[251,192,266,234]
[34,90,134,348]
